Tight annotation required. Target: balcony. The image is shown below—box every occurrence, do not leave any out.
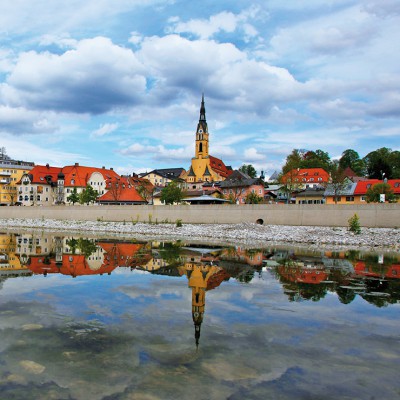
[0,178,11,184]
[0,171,12,176]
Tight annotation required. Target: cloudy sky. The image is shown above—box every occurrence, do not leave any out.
[1,0,399,177]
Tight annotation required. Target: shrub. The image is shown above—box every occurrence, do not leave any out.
[348,213,361,234]
[176,219,183,227]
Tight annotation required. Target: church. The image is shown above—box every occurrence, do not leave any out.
[184,95,232,185]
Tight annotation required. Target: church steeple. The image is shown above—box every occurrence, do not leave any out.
[195,94,209,159]
[199,93,206,122]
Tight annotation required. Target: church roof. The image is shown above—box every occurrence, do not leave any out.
[209,156,232,178]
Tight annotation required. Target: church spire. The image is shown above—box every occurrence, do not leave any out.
[199,93,206,122]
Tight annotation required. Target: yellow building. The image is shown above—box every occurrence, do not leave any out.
[0,153,34,205]
[0,233,23,271]
[184,95,232,184]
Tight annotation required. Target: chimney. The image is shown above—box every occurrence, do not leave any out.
[46,163,49,169]
[75,162,79,166]
[102,166,105,169]
[110,167,113,171]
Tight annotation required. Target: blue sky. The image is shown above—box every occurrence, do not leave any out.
[1,0,399,177]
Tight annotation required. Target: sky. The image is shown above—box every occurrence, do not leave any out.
[0,0,399,177]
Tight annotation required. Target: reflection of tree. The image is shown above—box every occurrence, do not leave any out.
[336,286,356,304]
[158,242,183,266]
[66,238,97,258]
[236,270,255,283]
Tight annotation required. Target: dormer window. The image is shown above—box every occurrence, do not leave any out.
[367,184,371,188]
[71,179,75,185]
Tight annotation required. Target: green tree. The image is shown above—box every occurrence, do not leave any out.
[239,164,257,178]
[67,188,80,205]
[363,147,395,179]
[160,181,185,204]
[245,192,263,204]
[282,149,303,174]
[301,149,331,170]
[366,183,397,203]
[79,184,99,205]
[339,149,366,176]
[136,180,155,204]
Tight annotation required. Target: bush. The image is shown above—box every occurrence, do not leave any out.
[348,213,361,234]
[176,219,183,227]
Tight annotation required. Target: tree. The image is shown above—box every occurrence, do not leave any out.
[339,149,366,176]
[328,161,348,204]
[239,164,257,178]
[363,147,395,179]
[278,169,304,203]
[301,149,331,171]
[106,177,123,201]
[366,183,397,203]
[136,179,155,204]
[245,192,263,204]
[79,184,99,205]
[282,149,303,174]
[67,188,79,205]
[160,181,185,204]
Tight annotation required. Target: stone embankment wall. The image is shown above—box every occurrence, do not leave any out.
[0,203,399,228]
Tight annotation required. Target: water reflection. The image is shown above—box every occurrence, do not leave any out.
[1,231,399,306]
[0,231,400,399]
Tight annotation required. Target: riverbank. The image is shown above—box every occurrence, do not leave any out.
[1,218,399,251]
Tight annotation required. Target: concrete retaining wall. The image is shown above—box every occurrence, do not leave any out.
[0,203,399,228]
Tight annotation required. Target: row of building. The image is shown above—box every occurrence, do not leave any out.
[1,96,399,206]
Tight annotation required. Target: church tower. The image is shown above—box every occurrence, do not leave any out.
[184,94,232,184]
[195,94,209,159]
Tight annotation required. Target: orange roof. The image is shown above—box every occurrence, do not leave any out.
[98,177,146,203]
[22,164,62,184]
[354,261,400,279]
[209,155,232,178]
[282,168,330,184]
[99,242,146,268]
[353,179,400,195]
[20,163,121,187]
[62,164,120,187]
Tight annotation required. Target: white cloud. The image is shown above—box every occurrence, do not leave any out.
[166,7,263,40]
[5,37,147,114]
[167,11,238,39]
[92,123,119,137]
[244,147,265,162]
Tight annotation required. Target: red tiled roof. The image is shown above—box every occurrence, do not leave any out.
[62,164,120,187]
[352,179,400,195]
[99,177,146,203]
[283,168,330,183]
[22,164,62,184]
[209,155,232,178]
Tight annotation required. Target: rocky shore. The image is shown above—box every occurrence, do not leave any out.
[1,218,399,251]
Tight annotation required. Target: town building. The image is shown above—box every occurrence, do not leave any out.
[183,95,232,185]
[17,163,120,206]
[281,168,330,189]
[140,168,186,187]
[218,170,265,204]
[0,150,34,205]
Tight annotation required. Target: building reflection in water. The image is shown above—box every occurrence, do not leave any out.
[1,232,400,345]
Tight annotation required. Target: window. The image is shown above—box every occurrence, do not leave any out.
[346,196,354,202]
[318,177,322,181]
[310,178,314,182]
[361,196,366,201]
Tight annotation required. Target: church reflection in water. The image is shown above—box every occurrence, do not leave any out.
[1,232,400,346]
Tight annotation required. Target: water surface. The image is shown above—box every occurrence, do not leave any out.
[0,231,399,399]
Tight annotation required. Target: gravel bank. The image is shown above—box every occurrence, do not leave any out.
[1,218,399,251]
